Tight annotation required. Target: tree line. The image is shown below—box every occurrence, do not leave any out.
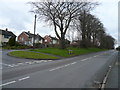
[29,1,115,49]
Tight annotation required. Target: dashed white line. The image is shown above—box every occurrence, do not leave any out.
[2,60,51,69]
[0,76,30,87]
[81,58,91,61]
[10,64,19,67]
[64,64,70,67]
[71,62,77,65]
[0,81,16,87]
[43,60,47,62]
[0,63,13,67]
[93,55,99,57]
[17,63,24,65]
[18,76,30,81]
[81,54,101,61]
[25,62,31,64]
[49,62,77,71]
[48,60,53,61]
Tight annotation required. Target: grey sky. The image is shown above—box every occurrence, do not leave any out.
[0,0,119,47]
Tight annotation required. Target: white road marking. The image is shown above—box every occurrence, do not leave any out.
[34,61,42,63]
[81,58,90,61]
[0,81,16,87]
[81,54,101,61]
[93,55,99,57]
[10,64,19,67]
[1,60,50,69]
[0,76,30,87]
[71,62,77,65]
[64,64,69,67]
[48,60,53,61]
[43,60,47,62]
[17,63,24,65]
[49,62,77,71]
[0,63,14,67]
[25,62,32,64]
[65,64,70,66]
[18,76,30,81]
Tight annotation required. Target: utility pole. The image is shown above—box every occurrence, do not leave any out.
[33,15,37,49]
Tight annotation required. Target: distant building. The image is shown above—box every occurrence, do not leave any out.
[44,35,59,46]
[18,31,44,46]
[0,28,16,46]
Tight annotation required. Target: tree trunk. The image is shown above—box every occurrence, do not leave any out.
[60,33,66,49]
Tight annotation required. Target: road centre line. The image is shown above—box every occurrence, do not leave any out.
[81,54,102,61]
[0,76,30,87]
[18,76,30,81]
[93,55,99,57]
[71,62,77,64]
[81,57,91,61]
[49,53,105,71]
[0,81,16,87]
[49,62,77,71]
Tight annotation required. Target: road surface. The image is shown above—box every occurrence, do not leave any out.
[0,49,118,88]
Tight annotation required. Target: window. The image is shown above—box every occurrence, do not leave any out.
[4,35,10,38]
[22,37,24,41]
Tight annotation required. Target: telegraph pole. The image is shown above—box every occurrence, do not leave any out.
[33,15,37,49]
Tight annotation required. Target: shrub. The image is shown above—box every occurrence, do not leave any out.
[34,43,45,48]
[8,37,16,46]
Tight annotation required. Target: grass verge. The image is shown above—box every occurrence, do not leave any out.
[9,51,59,59]
[30,47,107,57]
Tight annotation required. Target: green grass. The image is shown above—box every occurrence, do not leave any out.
[30,47,106,57]
[9,51,59,59]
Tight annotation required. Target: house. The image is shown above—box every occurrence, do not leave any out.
[18,31,44,46]
[0,28,16,46]
[44,35,59,46]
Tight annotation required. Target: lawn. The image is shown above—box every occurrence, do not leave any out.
[9,51,59,59]
[30,47,106,57]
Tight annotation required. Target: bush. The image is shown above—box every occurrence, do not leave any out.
[15,42,23,46]
[1,42,8,47]
[34,43,45,48]
[8,37,16,46]
[2,45,33,49]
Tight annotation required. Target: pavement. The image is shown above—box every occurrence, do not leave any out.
[0,49,119,88]
[105,51,120,88]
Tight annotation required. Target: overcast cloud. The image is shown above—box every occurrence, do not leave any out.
[0,0,119,47]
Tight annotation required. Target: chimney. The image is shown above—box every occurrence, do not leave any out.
[6,28,8,31]
[28,31,30,33]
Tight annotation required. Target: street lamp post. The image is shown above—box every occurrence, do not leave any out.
[33,15,37,49]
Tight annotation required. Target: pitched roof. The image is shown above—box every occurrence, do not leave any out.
[45,35,58,40]
[50,36,58,40]
[0,29,16,37]
[24,32,44,40]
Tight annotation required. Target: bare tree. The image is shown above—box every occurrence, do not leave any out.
[29,1,98,49]
[75,11,116,48]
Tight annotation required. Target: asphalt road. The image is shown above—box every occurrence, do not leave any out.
[0,49,118,88]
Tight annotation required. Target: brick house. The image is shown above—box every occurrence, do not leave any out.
[44,35,59,46]
[0,28,16,46]
[18,31,44,46]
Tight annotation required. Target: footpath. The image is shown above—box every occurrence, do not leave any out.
[105,51,119,88]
